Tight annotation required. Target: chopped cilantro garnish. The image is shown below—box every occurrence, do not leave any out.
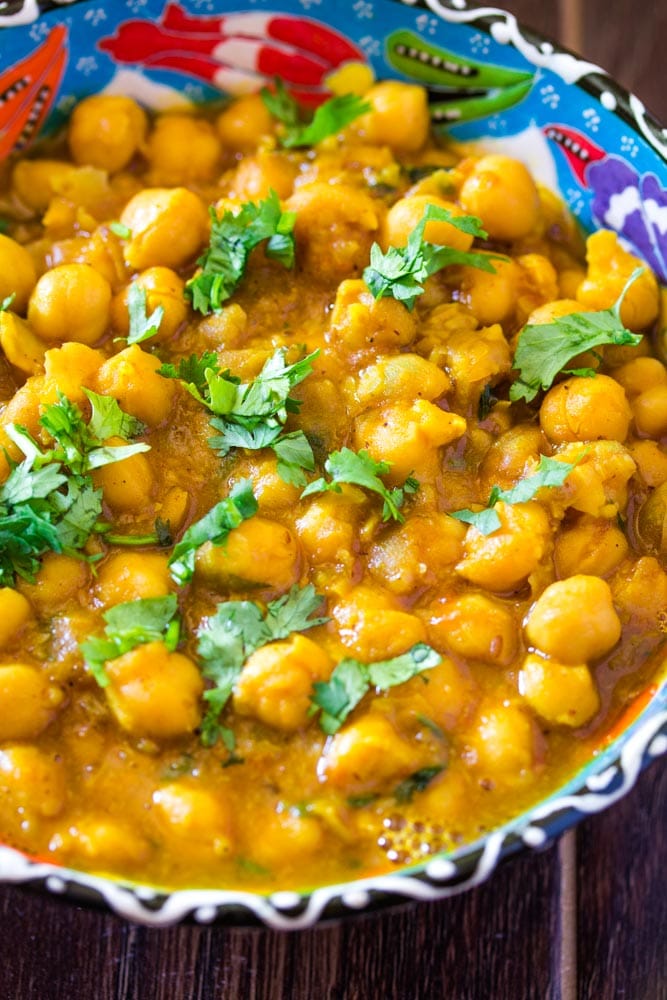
[261,78,370,149]
[0,393,149,585]
[0,293,15,312]
[196,584,328,747]
[120,283,164,346]
[161,346,318,486]
[450,454,579,535]
[80,595,180,688]
[363,204,501,310]
[168,479,258,586]
[301,447,418,522]
[185,191,296,315]
[310,643,441,734]
[510,269,644,403]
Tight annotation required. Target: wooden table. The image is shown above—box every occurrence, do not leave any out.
[1,3,665,997]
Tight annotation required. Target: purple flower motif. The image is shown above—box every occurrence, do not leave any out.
[588,157,667,282]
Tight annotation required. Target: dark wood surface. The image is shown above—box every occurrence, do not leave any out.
[1,4,665,998]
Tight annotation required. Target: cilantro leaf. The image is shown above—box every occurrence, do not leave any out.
[122,282,164,346]
[450,454,579,535]
[301,447,418,523]
[83,389,146,442]
[168,479,258,586]
[1,293,16,312]
[81,594,179,687]
[167,346,318,485]
[185,192,296,315]
[0,394,150,585]
[109,221,132,239]
[261,78,370,149]
[363,204,501,310]
[196,583,328,746]
[510,269,644,403]
[310,643,441,734]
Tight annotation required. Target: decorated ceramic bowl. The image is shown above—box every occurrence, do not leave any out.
[0,0,665,929]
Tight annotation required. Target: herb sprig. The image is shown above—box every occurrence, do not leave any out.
[80,595,180,687]
[196,584,328,747]
[510,269,644,403]
[185,191,296,315]
[310,643,441,734]
[160,347,318,486]
[363,204,502,310]
[450,454,578,535]
[261,78,370,149]
[301,447,418,522]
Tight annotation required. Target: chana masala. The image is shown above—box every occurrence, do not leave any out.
[0,82,665,891]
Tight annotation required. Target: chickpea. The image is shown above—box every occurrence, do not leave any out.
[95,552,171,608]
[539,374,631,444]
[68,95,148,172]
[554,440,636,519]
[28,263,111,345]
[146,114,221,185]
[479,424,544,492]
[92,439,153,514]
[468,703,539,779]
[612,357,667,397]
[611,556,667,630]
[120,187,209,271]
[104,641,203,739]
[0,233,37,312]
[234,634,333,732]
[11,159,79,214]
[239,455,301,512]
[577,230,659,331]
[94,344,175,426]
[353,399,467,483]
[43,342,105,403]
[354,353,450,410]
[427,593,517,666]
[152,783,233,855]
[230,152,297,201]
[320,712,424,795]
[216,93,275,151]
[519,654,599,727]
[0,746,66,820]
[111,268,187,343]
[524,575,621,663]
[454,255,520,326]
[440,324,511,408]
[329,278,417,355]
[635,483,667,558]
[401,655,480,733]
[352,81,431,153]
[286,183,379,281]
[195,517,300,593]
[632,384,667,438]
[52,817,150,867]
[0,312,46,376]
[368,514,466,595]
[456,501,551,592]
[628,440,667,487]
[0,664,63,740]
[18,554,89,612]
[459,155,540,241]
[295,491,363,565]
[332,585,426,660]
[554,516,629,578]
[0,588,33,648]
[243,807,324,869]
[382,194,474,252]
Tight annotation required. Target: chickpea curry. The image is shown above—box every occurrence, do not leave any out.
[0,80,665,893]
